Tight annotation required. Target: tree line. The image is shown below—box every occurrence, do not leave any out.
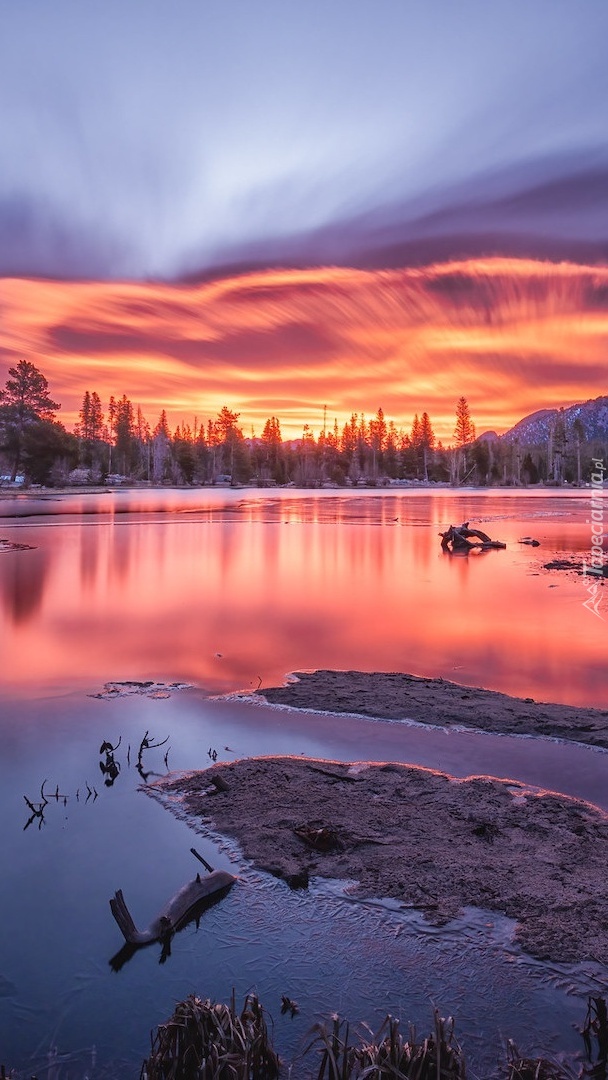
[0,359,604,488]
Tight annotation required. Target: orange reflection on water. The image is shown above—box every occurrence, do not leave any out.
[0,494,605,707]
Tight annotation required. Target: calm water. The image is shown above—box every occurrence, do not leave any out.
[1,486,606,704]
[0,488,607,1077]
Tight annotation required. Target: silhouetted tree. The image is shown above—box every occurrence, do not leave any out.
[419,412,435,481]
[172,424,195,483]
[296,424,319,486]
[215,407,242,482]
[22,420,78,485]
[472,439,491,485]
[75,390,105,474]
[0,360,61,481]
[383,421,400,479]
[368,407,387,481]
[261,416,285,483]
[571,417,585,486]
[453,397,476,483]
[548,409,567,485]
[76,391,104,442]
[152,411,171,483]
[340,414,358,479]
[454,397,475,447]
[114,395,136,475]
[521,452,540,485]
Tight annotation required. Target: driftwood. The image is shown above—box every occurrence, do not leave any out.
[110,868,235,945]
[109,852,236,968]
[293,823,343,851]
[209,773,230,792]
[440,522,506,552]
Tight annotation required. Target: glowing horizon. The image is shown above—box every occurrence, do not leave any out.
[1,256,607,444]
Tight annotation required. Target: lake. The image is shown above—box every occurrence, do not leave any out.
[0,487,606,1077]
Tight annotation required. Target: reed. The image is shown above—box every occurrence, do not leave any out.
[303,1008,466,1080]
[140,994,607,1080]
[141,992,280,1080]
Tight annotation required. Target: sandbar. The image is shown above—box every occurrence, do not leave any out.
[149,670,608,965]
[256,669,608,749]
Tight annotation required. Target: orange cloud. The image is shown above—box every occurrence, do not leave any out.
[1,257,607,442]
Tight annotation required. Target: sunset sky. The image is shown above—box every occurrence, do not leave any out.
[1,1,607,439]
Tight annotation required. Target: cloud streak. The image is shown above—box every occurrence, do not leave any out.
[1,1,608,279]
[1,258,607,441]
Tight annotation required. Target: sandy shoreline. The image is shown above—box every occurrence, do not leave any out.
[256,669,608,750]
[147,670,608,964]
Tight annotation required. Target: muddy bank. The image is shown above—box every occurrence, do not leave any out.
[154,756,608,963]
[256,670,608,749]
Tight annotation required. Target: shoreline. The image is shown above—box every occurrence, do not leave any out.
[153,753,608,963]
[0,480,601,501]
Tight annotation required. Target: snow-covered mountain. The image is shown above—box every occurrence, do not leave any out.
[502,395,608,445]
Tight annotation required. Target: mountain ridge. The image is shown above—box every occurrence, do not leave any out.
[500,394,608,445]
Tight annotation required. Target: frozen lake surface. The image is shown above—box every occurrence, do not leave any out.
[0,488,606,1076]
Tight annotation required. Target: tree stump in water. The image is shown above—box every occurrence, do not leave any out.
[440,522,506,552]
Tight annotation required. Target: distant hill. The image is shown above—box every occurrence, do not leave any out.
[502,395,608,445]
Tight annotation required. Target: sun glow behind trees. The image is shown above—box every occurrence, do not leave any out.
[2,362,606,487]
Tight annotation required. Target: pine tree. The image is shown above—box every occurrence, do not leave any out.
[419,412,435,481]
[453,397,475,447]
[154,410,170,439]
[75,391,91,440]
[106,396,117,446]
[0,360,61,481]
[453,397,476,484]
[152,412,171,483]
[215,407,245,484]
[261,416,282,446]
[90,392,103,439]
[367,408,387,481]
[216,406,241,443]
[75,390,104,473]
[114,395,135,475]
[76,391,104,442]
[340,415,358,459]
[260,417,284,483]
[370,407,386,451]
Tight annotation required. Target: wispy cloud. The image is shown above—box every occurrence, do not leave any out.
[1,1,607,280]
[1,258,607,440]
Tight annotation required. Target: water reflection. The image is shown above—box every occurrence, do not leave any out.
[0,547,50,625]
[108,883,233,972]
[108,863,235,971]
[0,490,605,706]
[79,521,100,591]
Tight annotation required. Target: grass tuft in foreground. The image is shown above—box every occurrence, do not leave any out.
[140,994,608,1080]
[140,992,280,1080]
[304,1008,466,1079]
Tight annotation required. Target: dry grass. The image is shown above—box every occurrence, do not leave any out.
[303,1009,466,1080]
[139,994,608,1080]
[141,992,280,1079]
